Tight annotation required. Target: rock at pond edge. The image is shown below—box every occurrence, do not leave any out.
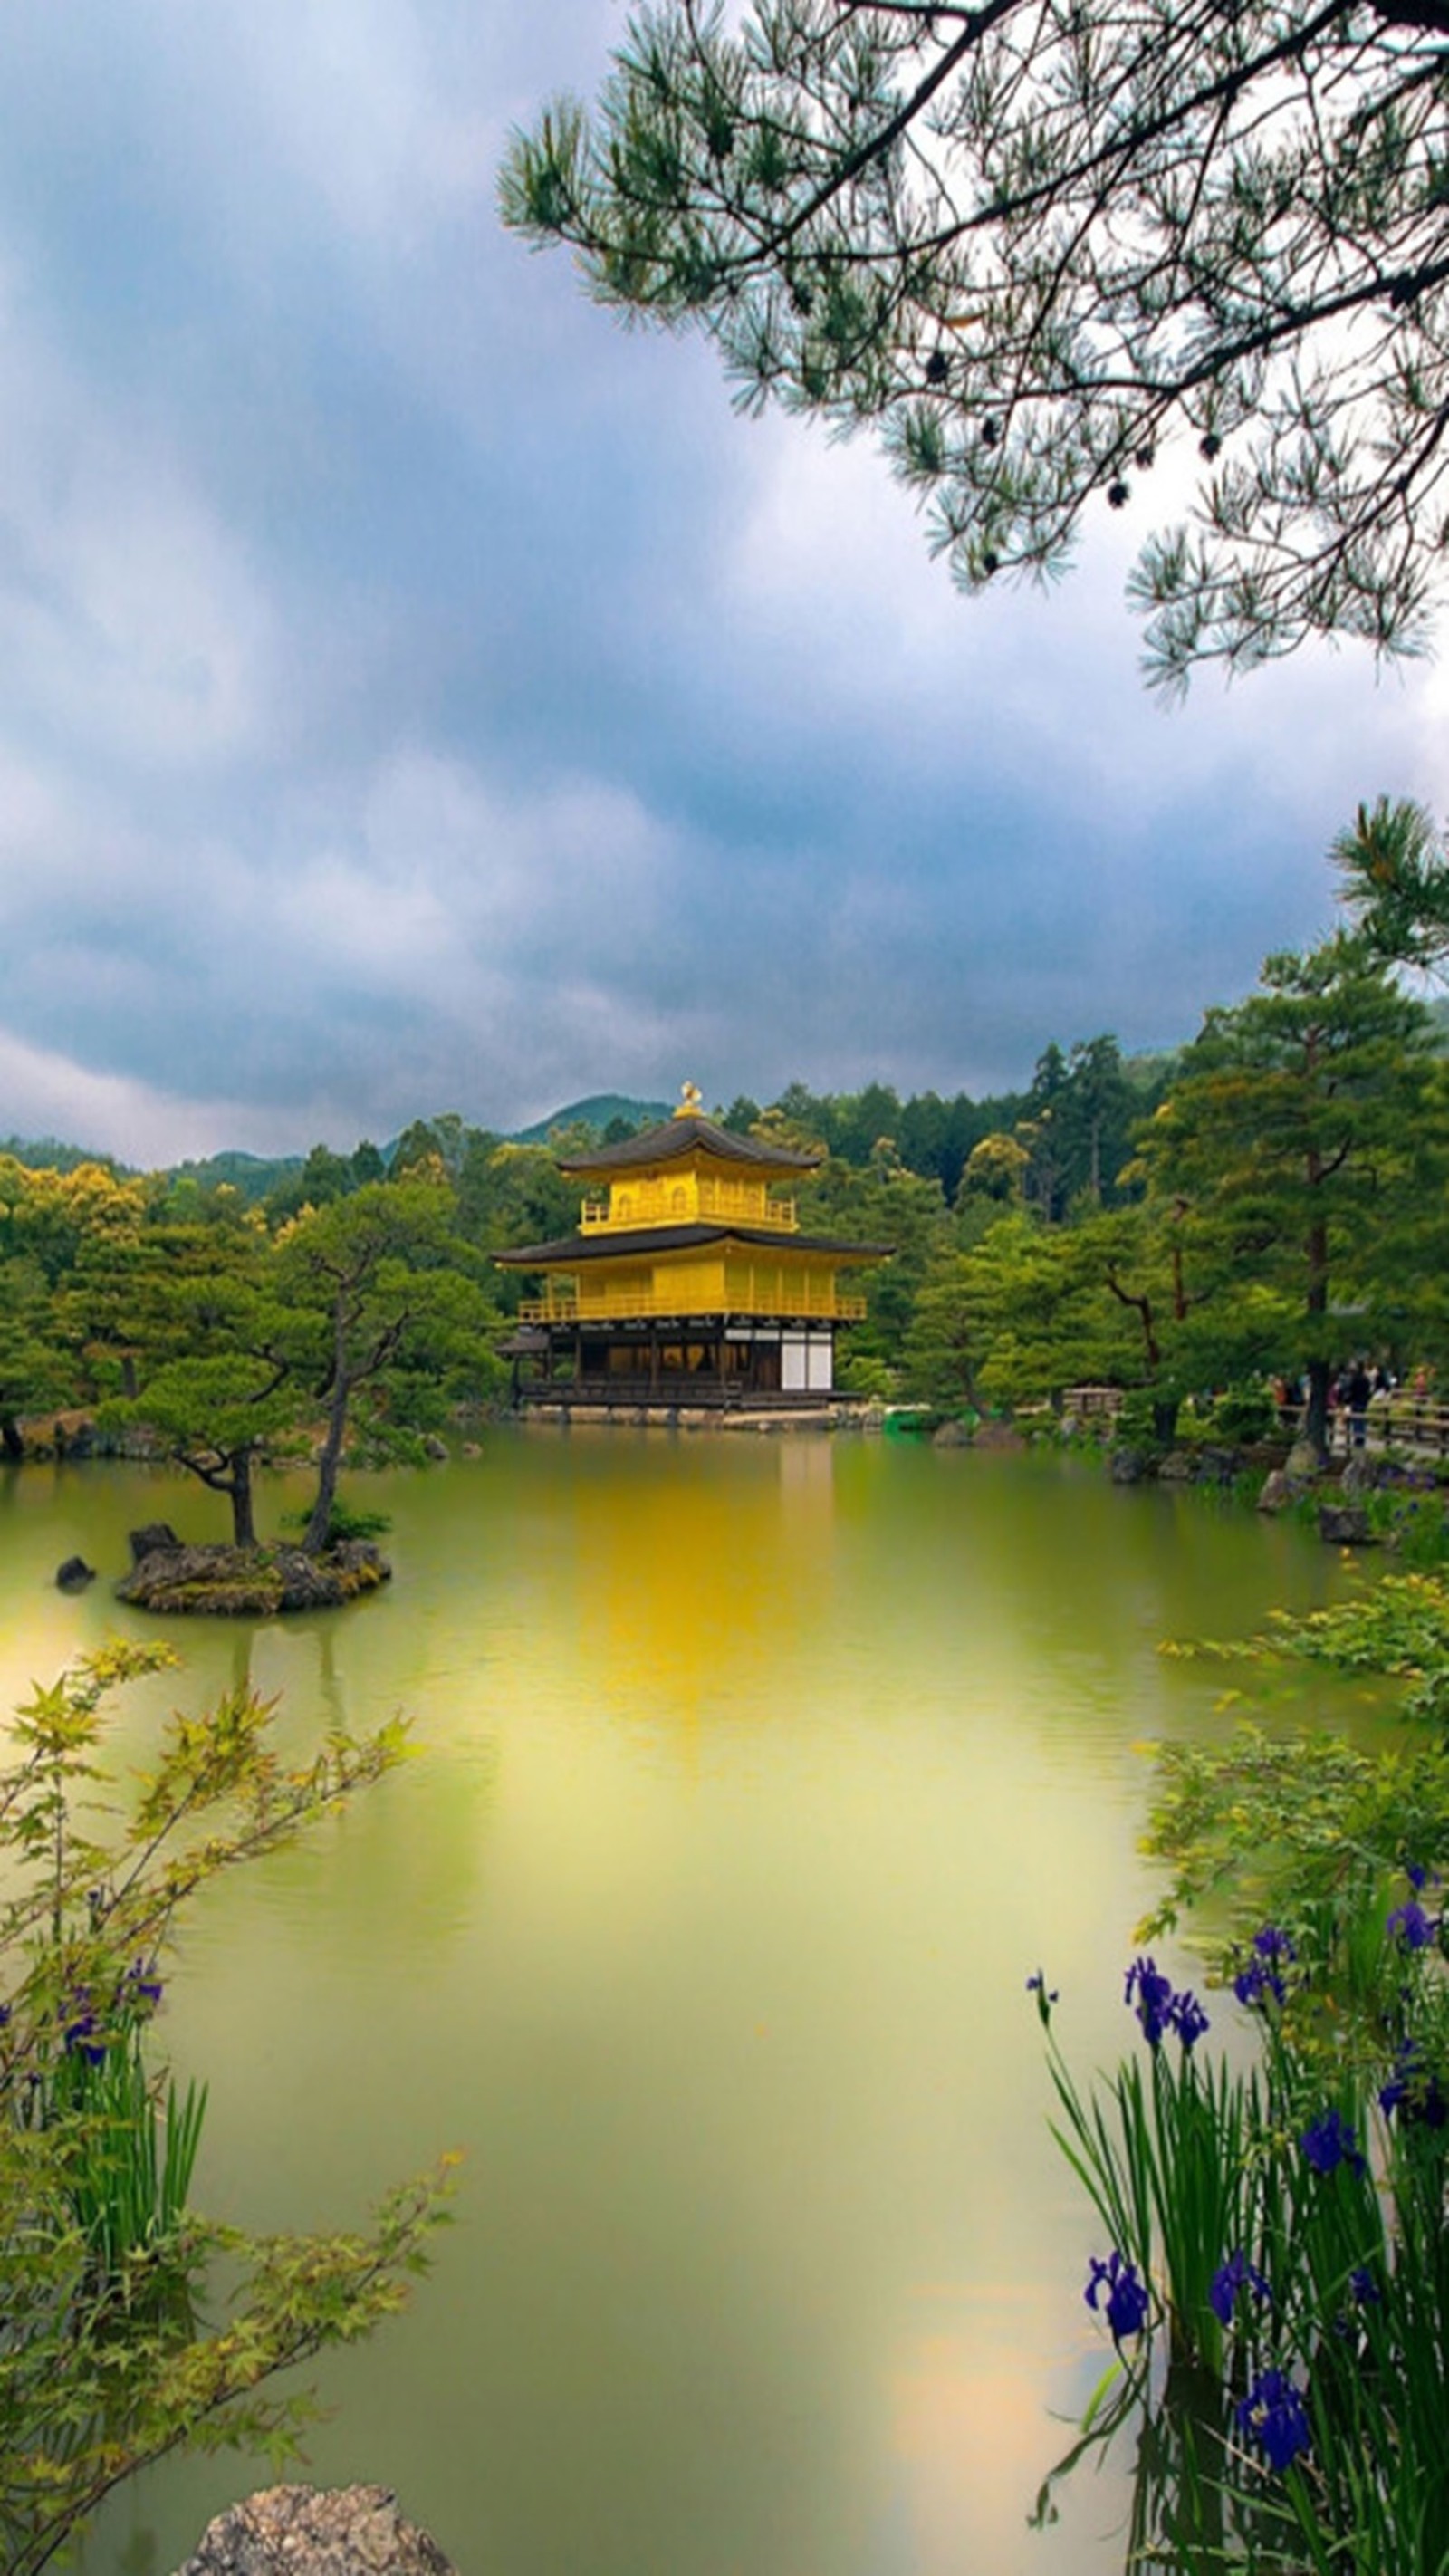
[1318,1503,1376,1548]
[171,2482,458,2576]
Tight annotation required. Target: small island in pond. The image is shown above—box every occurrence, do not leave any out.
[116,1524,390,1618]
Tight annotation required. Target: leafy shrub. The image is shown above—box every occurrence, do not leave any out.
[1037,1908,1449,2571]
[1038,1565,1449,2567]
[0,1646,452,2576]
[1210,1383,1279,1445]
[282,1497,393,1545]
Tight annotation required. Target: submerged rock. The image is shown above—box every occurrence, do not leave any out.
[55,1555,96,1591]
[118,1541,390,1617]
[172,2484,456,2575]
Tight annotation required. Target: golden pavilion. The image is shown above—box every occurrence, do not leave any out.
[496,1084,888,1410]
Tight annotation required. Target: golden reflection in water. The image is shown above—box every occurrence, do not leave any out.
[554,1437,839,1737]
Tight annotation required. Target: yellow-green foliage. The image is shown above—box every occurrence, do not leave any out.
[0,1646,455,2576]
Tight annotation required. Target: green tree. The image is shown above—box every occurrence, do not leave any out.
[278,1180,499,1552]
[904,1209,1138,1410]
[796,1152,949,1374]
[123,1348,298,1548]
[1060,1036,1140,1209]
[718,1092,763,1135]
[1138,931,1448,1451]
[389,1116,472,1185]
[0,1256,72,1456]
[956,1131,1030,1209]
[502,3,1449,686]
[1333,793,1449,969]
[454,1138,576,1272]
[97,1216,300,1548]
[264,1142,356,1225]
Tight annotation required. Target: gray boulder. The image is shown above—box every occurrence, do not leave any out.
[1319,1503,1375,1547]
[1157,1449,1196,1482]
[1284,1438,1323,1484]
[972,1418,1025,1449]
[129,1522,183,1564]
[55,1555,96,1591]
[1110,1447,1149,1485]
[1257,1471,1292,1514]
[932,1418,973,1447]
[172,2484,458,2576]
[1195,1445,1242,1485]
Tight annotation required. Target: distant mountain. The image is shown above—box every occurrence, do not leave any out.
[507,1093,674,1146]
[0,1134,133,1176]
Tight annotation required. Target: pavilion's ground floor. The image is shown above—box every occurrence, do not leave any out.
[504,1315,850,1411]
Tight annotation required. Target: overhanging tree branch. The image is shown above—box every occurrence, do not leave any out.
[501,1,1449,683]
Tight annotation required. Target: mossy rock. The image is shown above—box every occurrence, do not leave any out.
[117,1542,390,1618]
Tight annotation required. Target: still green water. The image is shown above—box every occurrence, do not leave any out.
[0,1434,1364,2576]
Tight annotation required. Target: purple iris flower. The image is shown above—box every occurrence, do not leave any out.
[1349,2266,1380,2306]
[1085,2250,1149,2341]
[1124,1957,1208,2051]
[1125,1957,1175,2045]
[120,1959,164,2014]
[1236,2370,1310,2474]
[1170,1989,1211,2051]
[1387,1899,1435,1952]
[62,2008,106,2067]
[1234,1927,1295,2008]
[1209,2249,1272,2326]
[1299,2109,1365,2176]
[1379,2040,1449,2129]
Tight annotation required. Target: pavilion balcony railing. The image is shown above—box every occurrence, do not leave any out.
[517,1286,867,1325]
[578,1187,799,1233]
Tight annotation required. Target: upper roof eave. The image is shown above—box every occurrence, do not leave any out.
[557,1113,823,1177]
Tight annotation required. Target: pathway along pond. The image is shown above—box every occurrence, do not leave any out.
[1,1434,1371,2576]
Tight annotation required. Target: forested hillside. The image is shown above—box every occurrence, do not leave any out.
[6,870,1448,1478]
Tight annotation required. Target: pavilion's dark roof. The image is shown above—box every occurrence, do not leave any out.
[494,1223,889,1267]
[558,1113,823,1176]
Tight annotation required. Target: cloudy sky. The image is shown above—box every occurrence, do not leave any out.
[1,1,1446,1167]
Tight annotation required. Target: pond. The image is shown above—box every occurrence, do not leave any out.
[0,1432,1366,2576]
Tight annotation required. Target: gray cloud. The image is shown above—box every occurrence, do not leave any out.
[0,2,1444,1166]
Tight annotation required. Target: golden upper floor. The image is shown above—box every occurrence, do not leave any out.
[579,1162,798,1235]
